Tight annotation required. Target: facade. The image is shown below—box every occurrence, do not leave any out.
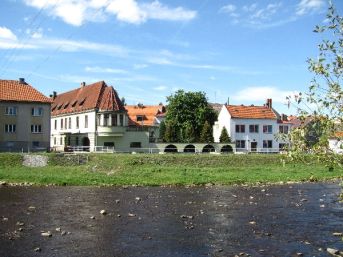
[329,132,343,154]
[213,99,292,152]
[50,81,166,152]
[0,78,51,152]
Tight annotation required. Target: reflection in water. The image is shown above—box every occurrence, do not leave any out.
[0,183,342,257]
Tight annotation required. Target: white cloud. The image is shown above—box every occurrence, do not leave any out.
[85,66,128,74]
[296,0,326,16]
[23,0,196,26]
[232,86,294,104]
[0,27,17,40]
[133,64,148,69]
[220,4,236,13]
[153,85,167,91]
[26,28,43,39]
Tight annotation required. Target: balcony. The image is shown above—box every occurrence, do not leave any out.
[97,126,126,136]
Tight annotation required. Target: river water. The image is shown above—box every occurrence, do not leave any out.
[0,182,342,257]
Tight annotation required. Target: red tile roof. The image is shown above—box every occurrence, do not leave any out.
[0,79,51,103]
[333,131,343,138]
[126,104,166,126]
[51,81,125,116]
[226,105,277,119]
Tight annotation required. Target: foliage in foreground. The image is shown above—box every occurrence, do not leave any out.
[286,3,343,169]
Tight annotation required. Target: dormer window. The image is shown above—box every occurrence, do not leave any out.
[71,100,78,107]
[64,102,69,109]
[79,98,86,106]
[136,115,144,122]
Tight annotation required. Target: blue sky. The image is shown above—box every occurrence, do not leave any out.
[0,0,342,114]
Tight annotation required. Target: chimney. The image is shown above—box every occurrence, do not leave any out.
[266,98,272,109]
[52,91,57,100]
[81,82,86,88]
[282,114,288,121]
[227,97,230,105]
[19,78,25,84]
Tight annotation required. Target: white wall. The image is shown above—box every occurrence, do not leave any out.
[213,105,231,142]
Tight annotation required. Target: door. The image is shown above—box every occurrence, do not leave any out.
[251,142,257,152]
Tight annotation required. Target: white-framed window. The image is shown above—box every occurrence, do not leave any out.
[136,115,144,122]
[263,140,273,148]
[31,107,43,116]
[5,106,17,116]
[235,124,245,133]
[54,137,57,145]
[69,117,72,129]
[54,120,57,130]
[31,125,42,133]
[76,116,79,129]
[5,124,16,133]
[249,124,259,133]
[263,125,273,134]
[279,125,289,134]
[236,140,246,148]
[85,115,88,128]
[60,119,64,130]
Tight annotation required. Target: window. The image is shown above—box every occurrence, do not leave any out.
[263,125,273,134]
[32,141,40,147]
[104,142,115,147]
[112,114,117,126]
[119,114,124,126]
[31,125,42,133]
[54,137,57,145]
[60,137,63,145]
[85,115,88,128]
[235,124,245,133]
[104,114,109,126]
[236,140,246,149]
[279,143,287,150]
[31,107,43,116]
[130,142,141,148]
[68,117,72,129]
[67,137,71,146]
[136,115,144,122]
[54,120,57,130]
[75,137,79,146]
[76,116,79,129]
[5,124,16,133]
[249,125,259,133]
[5,106,17,116]
[61,119,64,130]
[279,125,289,134]
[64,118,67,129]
[263,140,273,148]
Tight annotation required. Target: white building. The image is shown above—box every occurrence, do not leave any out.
[50,81,165,152]
[329,132,343,154]
[213,99,292,152]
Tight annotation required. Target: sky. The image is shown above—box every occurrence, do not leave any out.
[0,0,342,114]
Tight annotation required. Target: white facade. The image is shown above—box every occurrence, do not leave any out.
[213,105,291,152]
[329,138,343,154]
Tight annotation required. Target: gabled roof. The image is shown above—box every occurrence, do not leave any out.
[226,105,277,119]
[0,79,51,103]
[51,81,125,116]
[125,104,166,126]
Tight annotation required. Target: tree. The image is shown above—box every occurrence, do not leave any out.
[163,122,178,142]
[165,90,217,142]
[184,122,196,143]
[200,121,214,143]
[286,3,343,168]
[219,127,231,143]
[159,120,166,142]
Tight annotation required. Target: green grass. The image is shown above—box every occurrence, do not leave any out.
[0,153,342,186]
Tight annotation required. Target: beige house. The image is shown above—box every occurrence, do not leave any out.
[50,81,166,152]
[0,78,52,152]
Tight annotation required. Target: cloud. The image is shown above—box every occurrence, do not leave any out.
[26,28,43,39]
[220,4,236,14]
[23,0,196,26]
[0,26,17,40]
[133,64,148,69]
[232,86,295,104]
[85,66,128,74]
[153,85,167,91]
[296,0,326,16]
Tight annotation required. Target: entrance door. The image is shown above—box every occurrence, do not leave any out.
[251,142,257,152]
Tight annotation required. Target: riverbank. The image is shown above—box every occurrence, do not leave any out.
[0,153,342,186]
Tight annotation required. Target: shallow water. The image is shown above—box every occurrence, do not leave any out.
[0,182,342,257]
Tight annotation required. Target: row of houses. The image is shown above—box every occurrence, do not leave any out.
[0,78,342,153]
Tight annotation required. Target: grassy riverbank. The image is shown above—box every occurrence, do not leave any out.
[0,153,342,186]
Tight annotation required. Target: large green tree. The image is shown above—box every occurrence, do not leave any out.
[200,121,214,143]
[286,3,343,168]
[165,90,217,142]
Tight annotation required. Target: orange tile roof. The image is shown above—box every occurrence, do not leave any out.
[126,104,166,126]
[226,105,277,119]
[0,79,52,103]
[51,81,125,116]
[334,131,343,138]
